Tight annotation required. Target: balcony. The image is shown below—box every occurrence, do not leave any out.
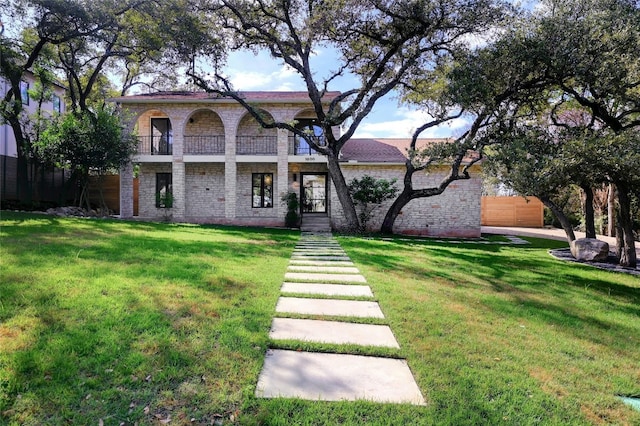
[184,135,225,155]
[237,135,277,155]
[137,136,172,155]
[288,135,326,155]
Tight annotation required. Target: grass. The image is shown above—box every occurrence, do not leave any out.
[1,211,639,425]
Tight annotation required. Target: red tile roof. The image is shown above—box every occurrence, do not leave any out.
[341,138,453,163]
[111,91,341,104]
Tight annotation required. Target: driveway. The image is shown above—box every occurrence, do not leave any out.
[481,226,640,256]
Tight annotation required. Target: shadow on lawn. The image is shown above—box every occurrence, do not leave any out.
[1,212,298,421]
[340,236,640,349]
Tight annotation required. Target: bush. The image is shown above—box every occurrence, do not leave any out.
[282,192,300,228]
[348,175,398,231]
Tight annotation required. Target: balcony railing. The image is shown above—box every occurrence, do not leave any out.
[288,135,326,155]
[137,135,172,155]
[184,135,225,155]
[237,135,277,155]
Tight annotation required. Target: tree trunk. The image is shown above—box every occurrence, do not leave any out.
[381,189,413,234]
[326,151,359,232]
[616,184,637,268]
[607,183,615,237]
[582,184,596,239]
[14,135,34,205]
[615,214,624,260]
[540,196,576,243]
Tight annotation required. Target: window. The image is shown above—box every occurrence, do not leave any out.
[151,118,172,155]
[294,119,324,155]
[252,173,273,208]
[156,173,173,208]
[20,82,29,106]
[53,95,61,113]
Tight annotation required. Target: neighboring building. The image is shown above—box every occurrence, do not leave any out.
[112,91,481,237]
[0,70,67,203]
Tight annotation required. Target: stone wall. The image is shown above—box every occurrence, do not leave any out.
[330,164,482,237]
[184,110,224,136]
[185,164,225,219]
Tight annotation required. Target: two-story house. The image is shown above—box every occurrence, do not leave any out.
[0,70,67,203]
[113,91,481,237]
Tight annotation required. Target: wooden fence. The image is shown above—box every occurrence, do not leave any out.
[88,175,138,215]
[481,196,544,227]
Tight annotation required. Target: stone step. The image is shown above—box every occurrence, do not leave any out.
[269,318,399,347]
[275,297,383,318]
[295,246,342,251]
[291,255,351,261]
[293,247,345,252]
[284,272,367,283]
[289,260,355,266]
[281,282,373,297]
[255,350,426,405]
[292,254,347,258]
[287,265,360,274]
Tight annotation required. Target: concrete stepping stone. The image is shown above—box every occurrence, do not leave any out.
[276,297,383,318]
[289,260,355,266]
[293,249,346,254]
[284,272,367,283]
[291,255,351,261]
[255,350,425,405]
[292,253,347,258]
[269,318,399,347]
[287,265,360,274]
[281,282,373,297]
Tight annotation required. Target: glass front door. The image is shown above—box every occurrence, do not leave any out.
[301,174,327,213]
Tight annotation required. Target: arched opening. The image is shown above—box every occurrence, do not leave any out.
[184,109,225,154]
[135,109,173,155]
[236,110,277,155]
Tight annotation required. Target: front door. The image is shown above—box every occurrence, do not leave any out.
[301,173,327,214]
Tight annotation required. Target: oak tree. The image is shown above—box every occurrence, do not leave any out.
[188,0,505,231]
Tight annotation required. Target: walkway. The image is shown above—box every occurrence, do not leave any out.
[482,226,640,257]
[255,232,425,405]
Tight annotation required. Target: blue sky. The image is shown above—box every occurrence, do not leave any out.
[222,49,471,139]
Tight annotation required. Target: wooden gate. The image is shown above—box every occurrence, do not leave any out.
[88,175,138,215]
[481,196,544,227]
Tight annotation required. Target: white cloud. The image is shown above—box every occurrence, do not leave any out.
[224,50,303,91]
[353,107,471,139]
[227,65,301,91]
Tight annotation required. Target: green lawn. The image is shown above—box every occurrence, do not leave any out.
[1,212,638,425]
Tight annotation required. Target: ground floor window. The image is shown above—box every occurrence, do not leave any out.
[156,173,173,207]
[252,173,273,208]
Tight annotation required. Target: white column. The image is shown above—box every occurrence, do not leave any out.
[224,125,237,219]
[119,162,134,218]
[171,117,185,221]
[276,128,289,220]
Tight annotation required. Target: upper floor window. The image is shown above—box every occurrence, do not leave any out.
[293,119,324,155]
[151,118,172,155]
[53,95,62,113]
[252,173,273,208]
[20,82,29,106]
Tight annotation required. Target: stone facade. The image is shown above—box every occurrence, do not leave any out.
[330,164,482,237]
[185,164,225,219]
[114,92,482,237]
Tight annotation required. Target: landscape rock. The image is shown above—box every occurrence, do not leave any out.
[570,238,610,262]
[45,206,112,218]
